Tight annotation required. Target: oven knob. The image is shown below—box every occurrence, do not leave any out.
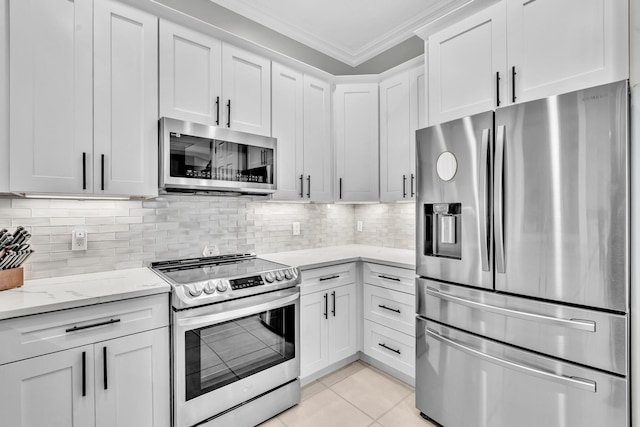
[265,272,275,283]
[275,271,284,281]
[187,283,203,297]
[203,280,216,294]
[284,269,293,280]
[216,281,228,293]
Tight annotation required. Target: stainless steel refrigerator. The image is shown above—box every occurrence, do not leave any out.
[415,80,629,427]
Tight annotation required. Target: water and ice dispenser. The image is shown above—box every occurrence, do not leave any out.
[424,203,462,260]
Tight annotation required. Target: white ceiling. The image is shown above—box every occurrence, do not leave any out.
[209,0,472,67]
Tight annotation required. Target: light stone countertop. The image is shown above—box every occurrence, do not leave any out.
[260,244,415,271]
[0,267,170,320]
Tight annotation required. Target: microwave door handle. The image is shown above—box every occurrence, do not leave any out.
[177,291,299,329]
[494,124,506,274]
[480,128,490,272]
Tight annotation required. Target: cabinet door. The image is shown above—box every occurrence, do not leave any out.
[507,0,628,103]
[94,0,158,197]
[96,329,170,427]
[428,1,506,124]
[9,0,93,194]
[328,283,358,363]
[159,20,222,126]
[271,63,304,201]
[300,291,330,378]
[334,83,379,202]
[0,346,95,427]
[221,44,271,136]
[409,65,427,176]
[380,72,411,201]
[303,75,333,201]
[0,0,8,193]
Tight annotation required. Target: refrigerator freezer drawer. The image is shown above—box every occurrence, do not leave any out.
[416,318,628,427]
[417,278,627,375]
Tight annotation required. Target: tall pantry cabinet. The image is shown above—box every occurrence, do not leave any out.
[9,0,158,197]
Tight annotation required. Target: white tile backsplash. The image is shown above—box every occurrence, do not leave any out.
[0,195,415,279]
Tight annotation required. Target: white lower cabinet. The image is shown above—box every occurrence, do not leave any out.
[363,320,415,378]
[300,264,358,379]
[0,295,170,427]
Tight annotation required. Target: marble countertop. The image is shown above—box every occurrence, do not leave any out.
[260,244,415,271]
[0,268,170,320]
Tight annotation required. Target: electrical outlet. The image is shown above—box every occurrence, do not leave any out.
[72,229,88,251]
[203,245,219,257]
[357,221,363,232]
[292,222,300,236]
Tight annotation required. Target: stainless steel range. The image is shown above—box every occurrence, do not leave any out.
[151,254,301,427]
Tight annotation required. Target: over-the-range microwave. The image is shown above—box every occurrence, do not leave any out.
[159,117,277,195]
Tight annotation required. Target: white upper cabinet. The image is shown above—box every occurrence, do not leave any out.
[427,0,628,124]
[303,75,333,201]
[506,0,628,103]
[427,2,507,125]
[0,0,9,193]
[334,83,379,202]
[94,0,158,197]
[159,20,222,126]
[10,0,94,194]
[222,44,271,136]
[9,0,157,197]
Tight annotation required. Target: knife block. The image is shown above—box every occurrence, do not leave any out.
[0,267,24,291]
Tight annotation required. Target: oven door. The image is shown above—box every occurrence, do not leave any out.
[173,287,299,427]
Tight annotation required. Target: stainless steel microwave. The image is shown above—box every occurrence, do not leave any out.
[159,118,277,195]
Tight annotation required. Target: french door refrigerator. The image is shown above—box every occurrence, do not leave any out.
[415,80,629,427]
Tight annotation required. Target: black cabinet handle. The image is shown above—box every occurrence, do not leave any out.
[66,318,121,333]
[319,275,339,282]
[378,343,401,355]
[378,304,401,314]
[101,154,105,191]
[82,152,87,190]
[215,96,220,125]
[103,346,108,390]
[378,274,401,282]
[226,99,231,127]
[410,174,415,197]
[323,293,328,319]
[299,175,304,198]
[496,72,501,107]
[512,66,517,103]
[331,291,336,317]
[306,175,311,198]
[82,351,87,397]
[403,174,407,198]
[339,178,342,199]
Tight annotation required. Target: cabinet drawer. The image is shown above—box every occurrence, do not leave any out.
[0,294,168,365]
[364,285,415,336]
[363,320,415,378]
[363,263,415,295]
[300,263,356,295]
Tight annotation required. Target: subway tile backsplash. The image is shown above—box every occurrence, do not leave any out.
[0,196,415,279]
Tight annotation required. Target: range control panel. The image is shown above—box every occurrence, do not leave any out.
[230,276,264,290]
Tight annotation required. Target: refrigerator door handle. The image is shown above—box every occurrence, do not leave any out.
[494,124,506,273]
[425,287,596,332]
[425,328,597,393]
[480,128,490,272]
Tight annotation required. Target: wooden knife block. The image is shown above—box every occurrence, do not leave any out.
[0,267,24,291]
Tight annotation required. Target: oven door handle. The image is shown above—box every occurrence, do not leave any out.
[176,290,299,330]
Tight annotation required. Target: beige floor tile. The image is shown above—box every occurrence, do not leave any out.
[278,388,373,427]
[331,367,412,420]
[368,423,384,427]
[319,360,366,387]
[378,393,436,427]
[301,380,327,401]
[256,416,286,426]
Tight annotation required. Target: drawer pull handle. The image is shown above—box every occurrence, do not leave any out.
[378,274,400,282]
[378,343,401,355]
[378,304,400,314]
[66,318,121,333]
[319,275,339,282]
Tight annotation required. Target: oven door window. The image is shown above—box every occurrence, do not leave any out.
[184,304,295,401]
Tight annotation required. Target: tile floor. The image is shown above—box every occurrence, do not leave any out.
[258,361,437,427]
